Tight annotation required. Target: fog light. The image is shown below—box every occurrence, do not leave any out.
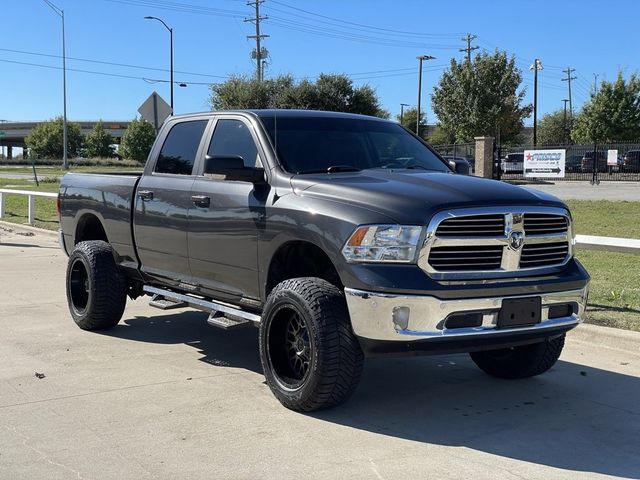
[392,306,410,331]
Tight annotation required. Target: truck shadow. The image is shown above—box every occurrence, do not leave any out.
[106,310,263,374]
[104,310,639,478]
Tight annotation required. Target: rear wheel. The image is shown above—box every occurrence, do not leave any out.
[66,241,127,330]
[469,334,565,379]
[259,277,364,411]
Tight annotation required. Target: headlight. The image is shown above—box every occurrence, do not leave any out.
[342,225,423,263]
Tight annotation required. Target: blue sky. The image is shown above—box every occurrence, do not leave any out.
[0,0,638,125]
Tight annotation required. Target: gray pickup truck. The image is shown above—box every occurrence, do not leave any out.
[59,110,590,411]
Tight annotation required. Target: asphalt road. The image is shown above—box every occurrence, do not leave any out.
[1,224,639,480]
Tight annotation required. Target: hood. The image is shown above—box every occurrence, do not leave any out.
[290,170,565,224]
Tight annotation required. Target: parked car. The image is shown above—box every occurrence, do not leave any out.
[501,152,524,173]
[565,154,583,173]
[59,110,589,411]
[623,150,640,172]
[581,151,608,172]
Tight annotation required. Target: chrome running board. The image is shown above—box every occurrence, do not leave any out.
[144,285,261,326]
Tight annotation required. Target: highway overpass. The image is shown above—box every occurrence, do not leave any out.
[0,120,130,158]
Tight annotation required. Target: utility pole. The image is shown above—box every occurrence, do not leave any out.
[562,67,577,118]
[530,59,543,147]
[144,16,174,114]
[43,0,68,169]
[416,55,436,136]
[459,33,478,63]
[562,99,569,143]
[400,103,410,125]
[245,1,269,82]
[593,73,599,94]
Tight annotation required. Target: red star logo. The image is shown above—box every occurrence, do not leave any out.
[526,153,533,161]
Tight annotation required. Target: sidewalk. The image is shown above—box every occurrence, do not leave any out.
[524,181,640,201]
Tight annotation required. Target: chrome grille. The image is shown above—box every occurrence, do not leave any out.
[418,207,572,279]
[520,242,569,268]
[524,214,568,235]
[436,215,504,237]
[428,245,503,271]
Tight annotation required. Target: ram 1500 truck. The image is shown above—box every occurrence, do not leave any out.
[59,110,590,411]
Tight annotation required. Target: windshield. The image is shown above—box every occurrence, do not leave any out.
[260,115,449,174]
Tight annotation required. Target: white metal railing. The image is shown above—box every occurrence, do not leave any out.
[575,234,640,254]
[0,188,58,226]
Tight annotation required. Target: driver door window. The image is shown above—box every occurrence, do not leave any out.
[207,119,261,168]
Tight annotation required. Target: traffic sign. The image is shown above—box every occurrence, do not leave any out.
[137,92,172,132]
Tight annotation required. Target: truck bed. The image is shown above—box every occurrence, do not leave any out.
[59,172,142,270]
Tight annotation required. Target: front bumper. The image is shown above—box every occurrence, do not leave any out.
[345,286,588,345]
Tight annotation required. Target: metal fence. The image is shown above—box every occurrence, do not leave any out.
[497,141,640,183]
[433,143,476,172]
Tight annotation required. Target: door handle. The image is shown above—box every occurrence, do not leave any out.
[138,190,154,201]
[191,195,211,208]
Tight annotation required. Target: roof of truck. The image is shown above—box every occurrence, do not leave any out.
[170,109,389,122]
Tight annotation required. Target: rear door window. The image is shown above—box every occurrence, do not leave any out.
[155,120,208,175]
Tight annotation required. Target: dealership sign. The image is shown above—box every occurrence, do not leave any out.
[523,149,566,178]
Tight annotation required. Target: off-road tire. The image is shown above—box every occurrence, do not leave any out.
[259,277,364,411]
[470,334,565,379]
[66,240,127,330]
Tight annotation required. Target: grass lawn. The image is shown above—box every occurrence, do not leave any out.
[564,201,640,332]
[0,178,60,230]
[1,183,638,331]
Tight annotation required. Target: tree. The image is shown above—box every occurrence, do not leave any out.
[84,121,115,158]
[427,124,456,145]
[25,117,83,159]
[537,110,570,145]
[432,50,532,143]
[209,73,389,118]
[395,107,427,137]
[120,118,156,162]
[571,72,640,143]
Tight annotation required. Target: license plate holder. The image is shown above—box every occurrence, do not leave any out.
[498,297,542,328]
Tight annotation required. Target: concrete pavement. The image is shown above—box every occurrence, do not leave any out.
[1,224,639,480]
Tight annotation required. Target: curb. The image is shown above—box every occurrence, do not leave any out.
[0,220,58,237]
[570,323,640,355]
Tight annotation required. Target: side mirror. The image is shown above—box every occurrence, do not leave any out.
[448,159,470,175]
[204,155,265,183]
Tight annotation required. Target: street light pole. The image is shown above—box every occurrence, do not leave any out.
[43,0,68,169]
[416,55,435,137]
[145,16,174,114]
[400,103,410,125]
[530,58,543,147]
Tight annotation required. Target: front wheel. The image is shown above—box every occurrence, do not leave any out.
[259,277,364,412]
[469,334,565,379]
[66,240,127,330]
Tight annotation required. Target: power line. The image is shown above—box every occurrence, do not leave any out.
[266,17,461,49]
[268,0,463,38]
[0,47,227,78]
[0,57,211,85]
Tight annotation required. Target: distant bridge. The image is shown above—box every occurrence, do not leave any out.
[0,120,131,158]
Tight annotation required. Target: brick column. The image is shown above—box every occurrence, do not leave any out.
[474,136,494,178]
